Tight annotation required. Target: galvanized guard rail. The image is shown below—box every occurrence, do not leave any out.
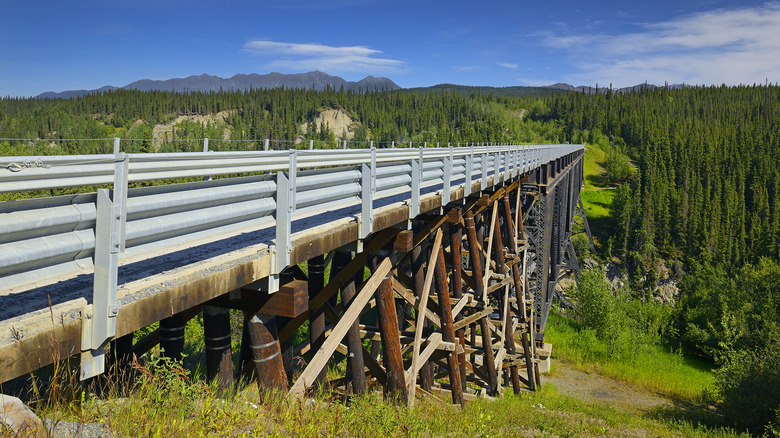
[0,141,582,378]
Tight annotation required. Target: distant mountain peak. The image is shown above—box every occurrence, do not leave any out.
[37,71,401,98]
[544,82,695,94]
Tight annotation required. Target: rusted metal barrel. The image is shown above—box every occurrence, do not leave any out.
[203,305,234,392]
[159,312,186,361]
[247,313,288,394]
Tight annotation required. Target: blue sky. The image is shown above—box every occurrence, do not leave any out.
[2,0,779,97]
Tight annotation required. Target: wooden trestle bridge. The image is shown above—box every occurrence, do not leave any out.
[0,141,588,405]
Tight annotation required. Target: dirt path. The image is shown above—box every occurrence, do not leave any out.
[544,363,672,414]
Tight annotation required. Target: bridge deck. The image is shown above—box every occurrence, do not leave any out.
[0,177,477,382]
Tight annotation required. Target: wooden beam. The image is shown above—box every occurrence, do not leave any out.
[261,280,308,317]
[408,229,442,405]
[290,257,392,396]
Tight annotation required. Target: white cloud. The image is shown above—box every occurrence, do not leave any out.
[540,2,780,87]
[497,62,518,69]
[517,77,555,87]
[453,65,481,72]
[243,40,404,74]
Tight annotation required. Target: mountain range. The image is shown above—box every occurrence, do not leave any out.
[543,82,694,94]
[35,71,692,99]
[36,71,401,99]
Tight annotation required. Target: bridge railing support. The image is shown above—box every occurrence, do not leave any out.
[81,140,127,380]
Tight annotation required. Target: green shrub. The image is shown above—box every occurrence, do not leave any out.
[716,337,780,434]
[575,267,673,361]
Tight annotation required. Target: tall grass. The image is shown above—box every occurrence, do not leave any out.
[546,312,715,401]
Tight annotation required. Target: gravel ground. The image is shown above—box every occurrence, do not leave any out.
[43,419,118,438]
[544,363,672,413]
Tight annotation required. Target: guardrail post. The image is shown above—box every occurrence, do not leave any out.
[264,139,269,151]
[442,147,452,206]
[360,147,376,239]
[343,140,347,149]
[410,157,420,219]
[494,149,500,183]
[309,140,314,150]
[81,150,127,380]
[391,141,395,148]
[497,146,503,183]
[481,150,488,190]
[271,150,296,293]
[465,147,473,197]
[203,138,209,152]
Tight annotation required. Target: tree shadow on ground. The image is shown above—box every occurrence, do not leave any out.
[646,398,736,434]
[586,216,616,255]
[585,171,609,188]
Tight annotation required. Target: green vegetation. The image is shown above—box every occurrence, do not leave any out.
[23,351,743,438]
[549,270,713,401]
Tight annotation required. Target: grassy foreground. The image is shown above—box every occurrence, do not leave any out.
[11,318,742,438]
[31,358,741,438]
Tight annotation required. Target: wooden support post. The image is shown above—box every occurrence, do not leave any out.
[433,233,464,406]
[448,210,468,394]
[490,204,521,394]
[203,305,234,393]
[410,240,434,391]
[376,258,407,404]
[277,268,296,384]
[308,254,327,387]
[247,313,288,394]
[395,230,415,331]
[159,312,186,361]
[464,210,499,394]
[334,250,367,395]
[108,333,133,369]
[408,229,441,406]
[502,192,533,392]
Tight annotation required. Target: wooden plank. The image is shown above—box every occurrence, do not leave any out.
[451,293,474,319]
[405,332,443,384]
[452,307,493,331]
[482,202,498,302]
[290,257,392,395]
[408,229,442,405]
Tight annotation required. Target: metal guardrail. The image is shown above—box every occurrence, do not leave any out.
[0,141,583,378]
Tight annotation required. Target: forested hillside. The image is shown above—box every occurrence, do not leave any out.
[538,85,780,434]
[0,87,562,156]
[536,86,780,269]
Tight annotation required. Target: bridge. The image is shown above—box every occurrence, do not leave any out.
[0,141,586,404]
